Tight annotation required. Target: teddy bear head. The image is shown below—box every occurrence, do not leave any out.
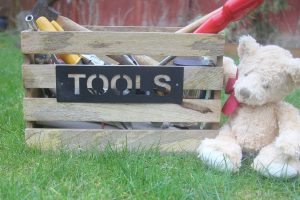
[234,36,300,106]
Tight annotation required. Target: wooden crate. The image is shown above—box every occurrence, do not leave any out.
[21,26,224,152]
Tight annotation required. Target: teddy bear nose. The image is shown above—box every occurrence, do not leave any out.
[240,88,250,99]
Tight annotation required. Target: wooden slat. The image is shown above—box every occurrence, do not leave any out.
[183,67,223,90]
[21,31,224,56]
[23,64,55,88]
[23,55,36,129]
[23,98,221,123]
[211,56,223,129]
[85,26,180,32]
[25,128,218,152]
[22,64,223,90]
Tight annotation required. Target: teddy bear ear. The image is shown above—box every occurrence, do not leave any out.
[238,35,260,59]
[287,58,300,86]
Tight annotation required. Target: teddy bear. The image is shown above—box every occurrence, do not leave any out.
[197,35,300,178]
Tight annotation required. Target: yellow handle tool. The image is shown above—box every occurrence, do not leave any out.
[36,16,82,64]
[51,20,64,31]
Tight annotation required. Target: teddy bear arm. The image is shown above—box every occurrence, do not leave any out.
[197,124,242,171]
[223,57,238,88]
[275,101,300,158]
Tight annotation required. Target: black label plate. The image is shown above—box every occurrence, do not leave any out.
[56,65,183,104]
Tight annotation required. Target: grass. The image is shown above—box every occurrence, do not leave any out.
[0,31,299,199]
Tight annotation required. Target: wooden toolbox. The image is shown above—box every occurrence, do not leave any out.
[21,26,224,152]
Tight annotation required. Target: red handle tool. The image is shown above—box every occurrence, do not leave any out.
[194,0,264,33]
[159,0,264,65]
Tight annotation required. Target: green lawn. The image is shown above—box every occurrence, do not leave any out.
[0,32,299,199]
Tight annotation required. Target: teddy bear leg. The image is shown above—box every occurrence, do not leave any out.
[252,143,300,178]
[197,125,242,172]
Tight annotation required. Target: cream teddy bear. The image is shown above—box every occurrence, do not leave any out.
[197,35,300,178]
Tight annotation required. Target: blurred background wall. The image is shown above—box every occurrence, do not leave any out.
[1,0,299,48]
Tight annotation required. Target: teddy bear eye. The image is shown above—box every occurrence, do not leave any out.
[263,84,270,89]
[244,71,252,77]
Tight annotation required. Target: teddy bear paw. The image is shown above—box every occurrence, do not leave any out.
[197,146,238,172]
[252,159,298,178]
[275,134,300,158]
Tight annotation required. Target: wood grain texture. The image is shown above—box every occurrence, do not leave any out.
[93,55,120,65]
[85,26,180,32]
[132,55,159,65]
[23,55,36,128]
[21,31,224,57]
[57,16,90,32]
[56,20,162,65]
[86,12,220,34]
[23,98,221,123]
[25,128,218,152]
[175,8,222,33]
[22,64,223,90]
[183,67,223,90]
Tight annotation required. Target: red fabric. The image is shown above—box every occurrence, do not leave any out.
[222,71,240,116]
[225,77,236,94]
